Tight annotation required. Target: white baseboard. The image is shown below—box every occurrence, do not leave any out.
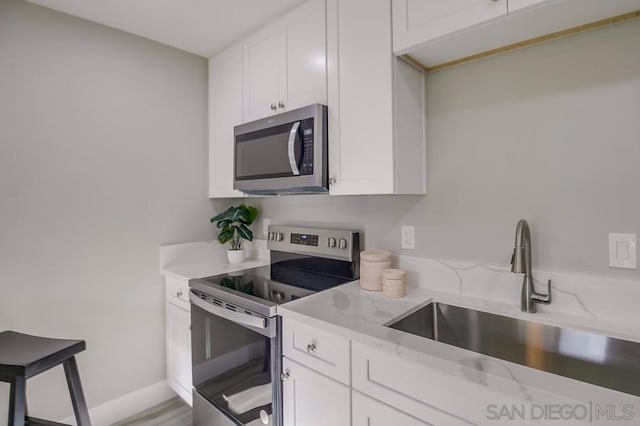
[60,380,176,426]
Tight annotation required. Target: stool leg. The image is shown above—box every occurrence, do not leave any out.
[8,377,26,426]
[63,356,91,426]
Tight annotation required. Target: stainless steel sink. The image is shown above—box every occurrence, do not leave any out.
[388,302,640,396]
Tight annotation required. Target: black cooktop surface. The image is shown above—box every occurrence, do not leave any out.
[195,253,359,307]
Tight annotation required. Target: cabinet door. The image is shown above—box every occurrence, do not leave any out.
[166,302,192,405]
[209,43,245,198]
[392,0,507,53]
[353,391,432,426]
[327,0,395,195]
[284,0,327,112]
[243,24,286,122]
[282,357,350,426]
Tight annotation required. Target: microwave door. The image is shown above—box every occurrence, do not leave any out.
[287,121,301,176]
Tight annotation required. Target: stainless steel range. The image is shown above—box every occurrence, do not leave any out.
[189,225,360,426]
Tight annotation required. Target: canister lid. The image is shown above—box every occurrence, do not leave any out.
[360,250,392,262]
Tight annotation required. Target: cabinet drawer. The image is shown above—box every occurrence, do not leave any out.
[165,276,190,310]
[282,317,350,385]
[353,391,433,426]
[352,342,479,425]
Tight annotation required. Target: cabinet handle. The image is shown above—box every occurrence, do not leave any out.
[270,103,277,111]
[278,101,285,110]
[177,290,183,298]
[281,371,290,381]
[306,343,317,353]
[329,177,336,185]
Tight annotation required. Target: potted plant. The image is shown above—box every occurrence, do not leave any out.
[210,204,258,264]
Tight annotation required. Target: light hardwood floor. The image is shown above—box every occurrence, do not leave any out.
[111,398,192,426]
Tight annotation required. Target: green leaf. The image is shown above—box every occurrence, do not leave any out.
[218,229,234,244]
[216,219,231,229]
[210,207,234,223]
[237,205,258,225]
[237,224,253,241]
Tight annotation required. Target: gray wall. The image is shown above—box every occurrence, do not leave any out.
[0,0,211,421]
[248,18,640,281]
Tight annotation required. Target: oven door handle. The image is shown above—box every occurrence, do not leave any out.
[287,121,301,176]
[189,290,267,330]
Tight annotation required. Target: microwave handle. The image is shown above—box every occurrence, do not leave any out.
[287,121,301,176]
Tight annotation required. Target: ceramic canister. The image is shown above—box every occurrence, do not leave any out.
[382,269,406,298]
[359,250,392,291]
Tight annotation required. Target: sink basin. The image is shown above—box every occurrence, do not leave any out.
[388,302,640,396]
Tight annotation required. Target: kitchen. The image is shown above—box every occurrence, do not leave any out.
[1,0,639,425]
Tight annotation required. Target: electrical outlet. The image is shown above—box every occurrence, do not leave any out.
[262,218,271,238]
[401,225,415,249]
[609,233,636,269]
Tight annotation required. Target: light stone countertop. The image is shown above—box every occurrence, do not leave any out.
[159,239,270,281]
[277,281,640,424]
[161,258,270,281]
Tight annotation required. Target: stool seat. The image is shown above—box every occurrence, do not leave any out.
[0,330,91,426]
[0,331,86,379]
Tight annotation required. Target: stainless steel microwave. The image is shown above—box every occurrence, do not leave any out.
[233,104,328,195]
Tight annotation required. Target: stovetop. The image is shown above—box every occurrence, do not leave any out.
[190,258,358,317]
[190,225,361,318]
[198,266,315,306]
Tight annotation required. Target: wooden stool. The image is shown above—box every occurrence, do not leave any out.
[0,331,91,426]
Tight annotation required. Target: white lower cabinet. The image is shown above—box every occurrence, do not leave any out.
[281,318,475,426]
[352,391,432,426]
[165,277,192,405]
[282,357,350,426]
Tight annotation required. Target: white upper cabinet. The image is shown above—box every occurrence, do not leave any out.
[285,0,327,111]
[243,25,286,122]
[209,42,245,198]
[327,0,426,195]
[393,0,507,53]
[243,0,327,122]
[393,0,640,69]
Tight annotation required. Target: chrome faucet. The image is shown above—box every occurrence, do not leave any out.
[511,219,551,313]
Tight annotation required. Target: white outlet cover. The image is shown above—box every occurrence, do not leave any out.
[609,233,636,269]
[401,225,415,250]
[262,218,271,237]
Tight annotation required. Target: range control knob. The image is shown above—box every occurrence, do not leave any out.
[328,237,337,248]
[276,233,284,242]
[338,238,348,249]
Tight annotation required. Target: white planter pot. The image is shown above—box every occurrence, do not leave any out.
[227,249,246,265]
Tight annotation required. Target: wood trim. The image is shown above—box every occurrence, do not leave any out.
[401,10,640,73]
[399,54,430,73]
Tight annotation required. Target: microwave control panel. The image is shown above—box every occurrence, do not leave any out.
[300,121,314,175]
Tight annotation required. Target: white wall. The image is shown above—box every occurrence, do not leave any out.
[250,18,640,281]
[0,0,211,421]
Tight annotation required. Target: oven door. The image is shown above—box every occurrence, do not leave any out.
[190,290,282,426]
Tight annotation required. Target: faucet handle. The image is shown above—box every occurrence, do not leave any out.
[532,279,552,305]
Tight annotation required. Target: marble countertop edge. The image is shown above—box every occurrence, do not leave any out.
[277,281,640,411]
